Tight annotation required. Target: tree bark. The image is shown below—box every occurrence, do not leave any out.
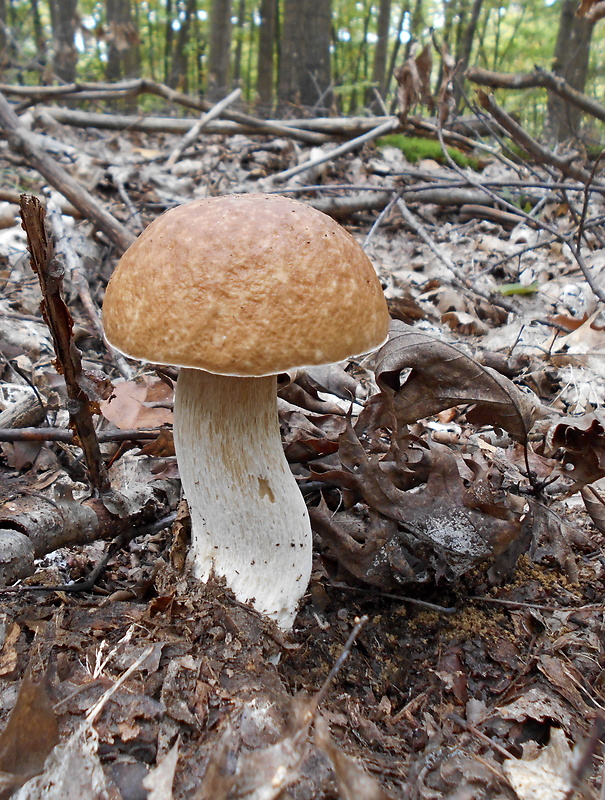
[546,0,595,141]
[208,0,232,99]
[453,0,483,110]
[167,0,196,90]
[278,0,332,112]
[105,0,141,83]
[0,0,7,73]
[256,0,276,112]
[48,0,78,83]
[368,0,392,110]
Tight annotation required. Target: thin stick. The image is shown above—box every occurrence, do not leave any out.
[271,117,400,184]
[20,195,111,494]
[166,87,242,168]
[45,197,133,379]
[313,615,369,711]
[86,645,155,725]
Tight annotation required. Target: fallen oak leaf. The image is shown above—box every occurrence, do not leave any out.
[375,320,538,441]
[0,668,59,799]
[100,375,173,430]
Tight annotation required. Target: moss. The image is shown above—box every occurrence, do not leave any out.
[378,134,480,170]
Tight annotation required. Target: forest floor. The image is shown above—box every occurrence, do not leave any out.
[0,96,604,800]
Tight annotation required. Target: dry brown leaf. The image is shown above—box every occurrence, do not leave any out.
[581,484,605,533]
[142,738,179,800]
[503,728,575,800]
[314,715,392,800]
[100,375,173,430]
[548,412,605,491]
[394,44,435,121]
[375,321,538,441]
[0,669,59,798]
[12,726,107,800]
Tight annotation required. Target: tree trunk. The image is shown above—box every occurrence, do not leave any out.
[453,0,484,110]
[48,0,78,83]
[368,0,392,110]
[233,0,246,83]
[546,0,595,141]
[105,0,140,83]
[30,0,47,73]
[278,0,332,113]
[0,0,6,72]
[168,0,196,90]
[208,0,232,99]
[256,0,276,112]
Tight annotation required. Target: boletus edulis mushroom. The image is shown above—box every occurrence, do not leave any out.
[103,193,390,629]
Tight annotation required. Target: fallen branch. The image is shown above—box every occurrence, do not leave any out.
[0,93,135,253]
[0,426,161,443]
[467,66,605,124]
[476,91,594,184]
[271,117,400,184]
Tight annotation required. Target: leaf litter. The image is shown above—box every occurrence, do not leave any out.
[0,101,605,800]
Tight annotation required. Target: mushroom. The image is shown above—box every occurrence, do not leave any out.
[102,194,389,629]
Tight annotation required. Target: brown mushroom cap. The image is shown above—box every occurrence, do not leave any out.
[103,193,390,377]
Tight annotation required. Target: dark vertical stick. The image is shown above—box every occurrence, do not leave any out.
[19,194,111,495]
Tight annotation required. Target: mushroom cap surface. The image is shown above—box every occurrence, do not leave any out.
[103,193,390,376]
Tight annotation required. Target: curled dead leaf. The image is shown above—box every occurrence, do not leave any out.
[375,321,538,441]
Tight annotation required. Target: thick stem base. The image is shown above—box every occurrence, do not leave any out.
[174,368,312,628]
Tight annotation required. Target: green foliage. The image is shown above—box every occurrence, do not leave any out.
[378,134,480,170]
[0,0,602,138]
[496,281,539,296]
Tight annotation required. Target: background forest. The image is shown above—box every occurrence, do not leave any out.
[0,0,603,138]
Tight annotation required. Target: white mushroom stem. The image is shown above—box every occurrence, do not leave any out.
[173,367,312,629]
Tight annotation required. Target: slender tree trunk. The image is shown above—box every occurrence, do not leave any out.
[351,0,372,112]
[208,0,232,99]
[105,0,140,82]
[164,0,173,85]
[0,0,6,73]
[385,2,408,103]
[367,0,391,111]
[30,0,47,73]
[278,0,332,113]
[453,0,483,110]
[168,0,196,90]
[546,0,594,141]
[256,0,276,112]
[233,0,246,83]
[48,0,78,83]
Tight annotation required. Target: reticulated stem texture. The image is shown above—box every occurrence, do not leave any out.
[174,368,312,629]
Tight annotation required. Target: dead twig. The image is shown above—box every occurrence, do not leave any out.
[2,511,177,596]
[45,198,134,379]
[165,87,242,168]
[19,195,111,494]
[476,91,595,185]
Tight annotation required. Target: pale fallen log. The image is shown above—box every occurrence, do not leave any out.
[271,118,400,184]
[307,186,503,219]
[0,459,179,586]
